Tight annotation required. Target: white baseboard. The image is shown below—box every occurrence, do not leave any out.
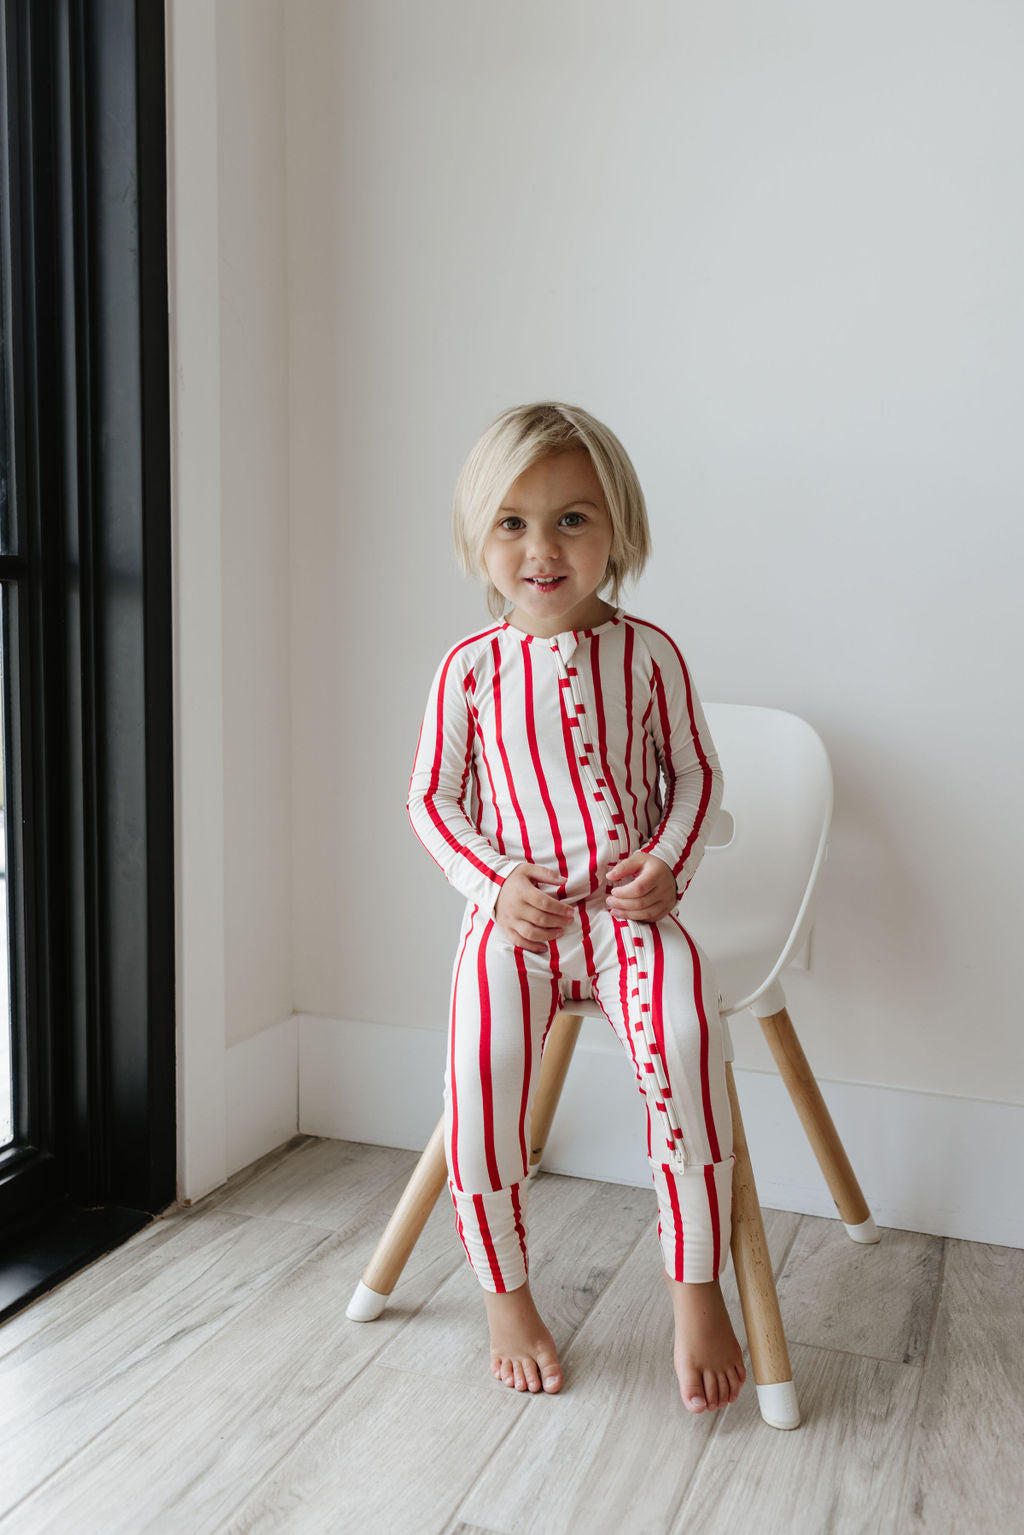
[224,1015,299,1178]
[228,1013,1023,1249]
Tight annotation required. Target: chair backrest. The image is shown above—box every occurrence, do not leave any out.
[678,703,833,972]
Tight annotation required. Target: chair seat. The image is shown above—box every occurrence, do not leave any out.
[707,947,783,1016]
[557,946,781,1021]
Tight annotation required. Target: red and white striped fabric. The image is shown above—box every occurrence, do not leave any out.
[407,606,735,1291]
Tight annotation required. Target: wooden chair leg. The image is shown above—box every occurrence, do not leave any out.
[347,1010,586,1321]
[726,1061,801,1430]
[527,1010,584,1176]
[346,1119,448,1320]
[756,1006,879,1243]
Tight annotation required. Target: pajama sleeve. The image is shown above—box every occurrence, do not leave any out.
[636,625,724,907]
[406,642,524,920]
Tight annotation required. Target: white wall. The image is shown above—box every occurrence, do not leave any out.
[286,0,1024,1103]
[216,0,292,1054]
[170,0,1024,1229]
[168,0,295,1199]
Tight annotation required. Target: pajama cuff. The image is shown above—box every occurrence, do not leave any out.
[449,1180,531,1294]
[653,1154,736,1285]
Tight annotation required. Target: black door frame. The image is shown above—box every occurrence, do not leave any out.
[0,0,176,1317]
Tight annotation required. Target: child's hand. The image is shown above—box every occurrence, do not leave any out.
[495,864,574,955]
[605,853,678,924]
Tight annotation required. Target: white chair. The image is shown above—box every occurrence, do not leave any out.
[347,703,879,1431]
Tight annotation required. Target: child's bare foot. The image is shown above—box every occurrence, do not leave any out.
[482,1280,563,1394]
[664,1271,746,1414]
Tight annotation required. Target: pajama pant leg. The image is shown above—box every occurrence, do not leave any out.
[588,905,736,1284]
[443,902,561,1293]
[444,898,735,1292]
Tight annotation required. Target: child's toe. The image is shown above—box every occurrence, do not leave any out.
[678,1365,708,1412]
[536,1345,563,1393]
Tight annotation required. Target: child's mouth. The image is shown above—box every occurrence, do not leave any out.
[526,576,566,592]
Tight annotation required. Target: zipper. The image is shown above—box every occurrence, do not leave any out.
[548,637,688,1170]
[625,922,688,1169]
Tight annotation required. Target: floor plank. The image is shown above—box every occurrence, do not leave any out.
[0,1129,316,1356]
[897,1239,1024,1533]
[212,1135,422,1231]
[214,1365,523,1535]
[452,1203,801,1533]
[774,1215,943,1365]
[444,1525,509,1535]
[182,1134,316,1214]
[454,1233,728,1535]
[0,1138,1014,1535]
[670,1343,923,1535]
[0,1210,332,1517]
[0,1171,464,1532]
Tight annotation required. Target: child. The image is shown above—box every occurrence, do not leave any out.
[406,401,746,1414]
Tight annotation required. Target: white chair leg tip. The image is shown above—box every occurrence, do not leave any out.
[756,1379,801,1430]
[346,1280,389,1322]
[844,1213,880,1243]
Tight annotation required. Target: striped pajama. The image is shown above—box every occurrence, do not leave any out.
[407,605,735,1291]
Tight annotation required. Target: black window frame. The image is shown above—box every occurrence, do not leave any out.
[0,0,176,1319]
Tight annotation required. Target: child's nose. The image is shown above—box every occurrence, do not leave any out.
[527,530,561,561]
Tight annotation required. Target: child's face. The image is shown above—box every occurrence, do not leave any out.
[482,449,615,636]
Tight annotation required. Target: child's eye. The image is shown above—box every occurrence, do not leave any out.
[495,512,586,532]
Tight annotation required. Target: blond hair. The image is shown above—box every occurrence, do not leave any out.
[452,402,652,620]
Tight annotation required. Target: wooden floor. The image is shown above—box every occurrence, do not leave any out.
[1,1135,1021,1534]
